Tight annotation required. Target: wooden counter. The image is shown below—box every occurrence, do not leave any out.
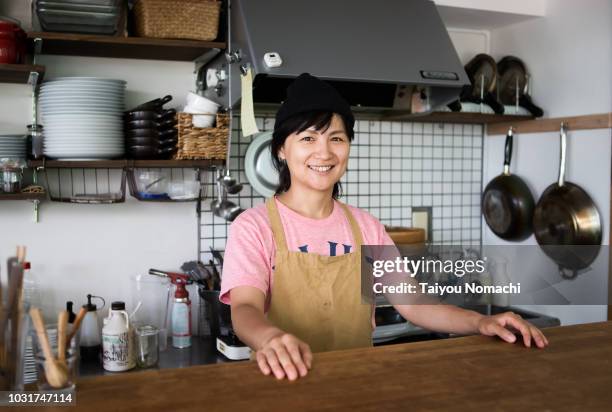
[27,321,612,411]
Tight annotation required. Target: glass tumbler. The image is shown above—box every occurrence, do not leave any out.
[135,325,159,368]
[32,344,77,392]
[31,324,80,391]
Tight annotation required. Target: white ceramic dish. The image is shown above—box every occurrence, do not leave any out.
[45,140,124,146]
[39,96,123,104]
[244,131,278,198]
[41,112,123,118]
[45,130,123,135]
[40,88,125,95]
[41,108,124,114]
[43,119,123,125]
[40,83,125,90]
[45,133,124,138]
[41,109,124,115]
[40,87,125,95]
[39,92,124,99]
[39,87,124,93]
[45,154,122,160]
[44,138,123,144]
[44,149,124,156]
[44,77,126,83]
[44,129,123,135]
[45,126,122,130]
[40,101,122,108]
[45,147,124,152]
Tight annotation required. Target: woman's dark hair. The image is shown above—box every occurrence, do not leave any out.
[271,110,355,199]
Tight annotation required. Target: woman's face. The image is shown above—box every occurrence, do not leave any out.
[279,114,350,194]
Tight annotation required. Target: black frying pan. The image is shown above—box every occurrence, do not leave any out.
[497,56,543,117]
[126,119,176,130]
[448,54,504,114]
[125,108,176,121]
[482,127,535,240]
[127,128,176,139]
[533,124,601,279]
[128,145,175,159]
[130,95,172,111]
[127,136,177,147]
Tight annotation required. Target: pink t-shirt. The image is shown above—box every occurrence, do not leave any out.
[220,196,395,309]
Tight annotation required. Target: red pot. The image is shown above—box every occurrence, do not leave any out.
[0,19,26,64]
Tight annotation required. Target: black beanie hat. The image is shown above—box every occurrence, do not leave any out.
[274,73,354,132]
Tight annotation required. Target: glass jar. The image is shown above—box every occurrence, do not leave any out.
[135,325,159,368]
[1,167,22,193]
[27,124,44,160]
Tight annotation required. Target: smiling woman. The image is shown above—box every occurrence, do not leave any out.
[220,73,549,382]
[272,111,352,198]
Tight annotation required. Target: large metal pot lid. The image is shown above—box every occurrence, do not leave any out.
[245,131,278,198]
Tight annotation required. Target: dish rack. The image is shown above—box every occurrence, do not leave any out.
[175,113,229,160]
[42,167,126,203]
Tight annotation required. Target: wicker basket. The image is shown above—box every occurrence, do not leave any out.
[133,0,221,41]
[175,112,228,160]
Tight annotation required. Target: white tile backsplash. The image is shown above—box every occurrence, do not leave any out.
[201,116,484,256]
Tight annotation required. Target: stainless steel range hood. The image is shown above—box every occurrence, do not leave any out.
[202,0,469,114]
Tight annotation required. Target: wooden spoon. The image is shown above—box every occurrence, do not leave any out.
[67,307,87,345]
[29,308,69,389]
[57,311,68,365]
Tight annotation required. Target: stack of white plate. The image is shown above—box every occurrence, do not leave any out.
[0,135,27,160]
[39,77,126,160]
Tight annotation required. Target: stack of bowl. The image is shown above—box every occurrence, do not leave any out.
[125,96,177,159]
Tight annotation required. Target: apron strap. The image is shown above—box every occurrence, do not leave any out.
[266,197,288,253]
[338,202,364,248]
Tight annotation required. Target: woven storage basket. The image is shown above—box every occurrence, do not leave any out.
[175,112,229,160]
[133,0,221,41]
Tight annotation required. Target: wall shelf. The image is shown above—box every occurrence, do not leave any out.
[27,32,226,61]
[487,113,612,135]
[382,111,534,124]
[0,63,45,85]
[28,159,225,169]
[0,192,46,201]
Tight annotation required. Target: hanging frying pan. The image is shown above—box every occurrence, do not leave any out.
[482,127,535,240]
[533,124,602,279]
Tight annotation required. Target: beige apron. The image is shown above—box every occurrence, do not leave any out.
[264,197,373,353]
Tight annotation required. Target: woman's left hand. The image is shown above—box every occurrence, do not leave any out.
[477,311,549,348]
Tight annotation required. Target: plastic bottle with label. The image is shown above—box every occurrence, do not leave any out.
[102,301,133,372]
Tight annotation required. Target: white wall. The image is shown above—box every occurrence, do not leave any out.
[485,0,612,325]
[0,55,202,322]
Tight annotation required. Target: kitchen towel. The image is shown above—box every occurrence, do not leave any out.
[240,67,260,137]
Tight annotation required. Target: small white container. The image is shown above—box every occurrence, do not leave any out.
[185,92,219,112]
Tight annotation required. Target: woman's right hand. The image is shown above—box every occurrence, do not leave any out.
[256,332,313,380]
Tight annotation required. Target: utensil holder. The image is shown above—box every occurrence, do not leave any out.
[197,288,231,338]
